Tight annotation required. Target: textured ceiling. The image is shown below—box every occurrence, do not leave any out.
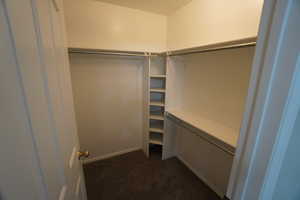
[94,0,192,15]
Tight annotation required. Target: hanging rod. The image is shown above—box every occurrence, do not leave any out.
[167,37,257,56]
[68,37,256,57]
[68,48,160,57]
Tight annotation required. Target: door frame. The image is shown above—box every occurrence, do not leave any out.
[1,0,298,199]
[228,0,300,199]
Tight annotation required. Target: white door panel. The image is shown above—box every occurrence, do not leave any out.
[0,1,48,199]
[2,0,87,199]
[3,1,65,199]
[48,0,87,198]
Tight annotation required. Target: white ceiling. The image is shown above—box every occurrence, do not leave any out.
[94,0,192,15]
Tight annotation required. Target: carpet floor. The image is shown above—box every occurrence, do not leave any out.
[83,150,221,200]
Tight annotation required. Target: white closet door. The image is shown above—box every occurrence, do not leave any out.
[1,0,88,199]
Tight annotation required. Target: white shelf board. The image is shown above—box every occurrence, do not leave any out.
[166,110,238,152]
[150,88,166,93]
[149,127,164,134]
[149,133,163,145]
[150,114,164,121]
[150,101,165,107]
[150,75,166,78]
[149,139,163,145]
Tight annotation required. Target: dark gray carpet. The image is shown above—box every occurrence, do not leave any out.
[83,150,221,200]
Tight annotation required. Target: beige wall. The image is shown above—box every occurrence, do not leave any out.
[167,0,263,50]
[69,54,144,160]
[65,1,260,159]
[63,0,263,52]
[180,46,255,131]
[63,0,167,52]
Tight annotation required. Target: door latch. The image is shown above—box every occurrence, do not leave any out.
[77,150,90,160]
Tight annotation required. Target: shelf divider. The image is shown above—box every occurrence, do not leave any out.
[150,101,165,107]
[150,88,166,93]
[149,127,164,134]
[150,114,164,121]
[150,75,166,78]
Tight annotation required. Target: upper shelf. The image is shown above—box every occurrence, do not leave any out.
[68,37,257,57]
[167,37,257,56]
[68,47,162,57]
[166,110,238,154]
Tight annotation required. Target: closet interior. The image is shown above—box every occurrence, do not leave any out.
[64,0,263,198]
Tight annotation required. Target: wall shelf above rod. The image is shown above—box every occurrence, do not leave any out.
[167,37,257,56]
[68,37,257,57]
[68,48,161,57]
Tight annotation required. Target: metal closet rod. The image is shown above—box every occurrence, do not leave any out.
[68,48,160,57]
[68,37,257,57]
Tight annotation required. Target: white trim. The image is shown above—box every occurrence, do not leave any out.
[230,0,298,199]
[177,155,223,198]
[83,147,141,164]
[51,0,60,12]
[227,0,277,196]
[75,175,81,197]
[69,146,77,169]
[240,0,292,198]
[59,185,67,200]
[259,42,300,200]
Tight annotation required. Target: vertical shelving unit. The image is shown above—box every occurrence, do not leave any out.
[148,55,166,157]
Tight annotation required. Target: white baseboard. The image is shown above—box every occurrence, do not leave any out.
[176,155,224,198]
[83,147,142,164]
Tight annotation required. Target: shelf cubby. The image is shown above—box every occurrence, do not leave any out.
[150,119,164,133]
[150,92,165,107]
[150,107,164,121]
[147,56,167,158]
[149,132,163,145]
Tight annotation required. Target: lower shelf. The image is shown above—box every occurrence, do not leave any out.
[149,143,162,159]
[166,110,237,153]
[149,132,163,145]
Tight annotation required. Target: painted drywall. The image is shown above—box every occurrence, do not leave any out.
[180,46,255,133]
[63,0,167,52]
[94,0,192,15]
[167,0,264,50]
[63,0,263,52]
[69,54,144,160]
